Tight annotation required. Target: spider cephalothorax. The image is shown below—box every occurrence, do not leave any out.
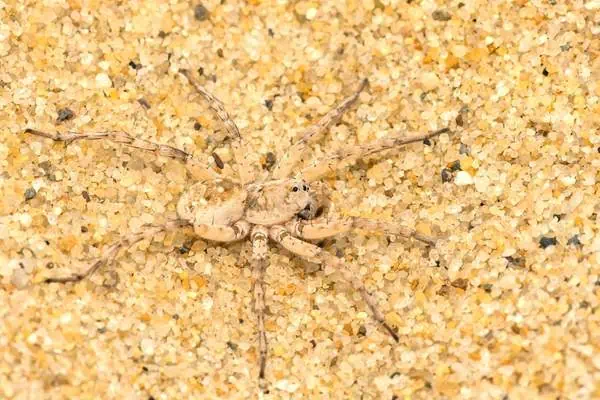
[25,68,450,386]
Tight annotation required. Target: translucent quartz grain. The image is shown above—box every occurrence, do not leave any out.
[2,0,598,398]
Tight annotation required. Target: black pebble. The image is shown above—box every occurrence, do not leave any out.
[56,108,74,123]
[449,160,461,171]
[194,4,209,21]
[423,138,432,146]
[194,121,202,130]
[441,168,453,183]
[128,60,142,70]
[567,235,581,247]
[24,187,36,200]
[539,236,557,249]
[264,99,273,110]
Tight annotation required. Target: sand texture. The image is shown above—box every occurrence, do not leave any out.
[1,0,599,399]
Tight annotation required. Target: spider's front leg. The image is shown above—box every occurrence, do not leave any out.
[301,127,450,182]
[179,69,255,184]
[287,216,436,245]
[271,79,368,179]
[269,226,399,342]
[250,226,269,384]
[23,129,223,182]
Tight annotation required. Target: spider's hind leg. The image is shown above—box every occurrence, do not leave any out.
[43,220,190,284]
[269,225,399,342]
[250,226,270,385]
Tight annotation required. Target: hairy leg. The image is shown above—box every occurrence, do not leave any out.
[301,127,450,182]
[24,128,223,182]
[250,226,269,384]
[193,220,250,242]
[178,69,255,184]
[272,79,368,179]
[44,220,250,284]
[268,226,399,342]
[44,219,190,283]
[286,216,436,245]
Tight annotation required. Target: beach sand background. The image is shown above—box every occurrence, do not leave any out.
[1,0,599,398]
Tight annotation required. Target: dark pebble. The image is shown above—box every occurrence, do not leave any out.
[226,341,238,351]
[357,325,367,337]
[451,278,468,290]
[459,143,469,154]
[264,152,276,170]
[194,121,202,130]
[432,10,452,21]
[138,98,151,109]
[194,4,209,21]
[539,236,557,249]
[216,48,224,58]
[82,191,91,202]
[81,226,88,233]
[567,234,581,247]
[56,108,75,123]
[542,67,549,77]
[449,160,461,171]
[212,152,224,169]
[128,60,142,70]
[441,168,453,183]
[179,244,191,254]
[264,99,273,110]
[423,138,432,146]
[505,255,525,268]
[24,187,36,200]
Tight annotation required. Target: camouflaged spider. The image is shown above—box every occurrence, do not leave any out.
[25,69,449,384]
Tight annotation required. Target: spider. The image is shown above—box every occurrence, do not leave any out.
[24,69,450,385]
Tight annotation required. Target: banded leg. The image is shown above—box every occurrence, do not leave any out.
[269,226,399,342]
[250,226,269,383]
[193,220,250,242]
[178,69,255,185]
[272,79,368,179]
[301,127,450,182]
[44,219,190,284]
[287,217,436,245]
[23,128,223,182]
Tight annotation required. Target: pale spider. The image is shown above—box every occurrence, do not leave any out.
[25,69,450,383]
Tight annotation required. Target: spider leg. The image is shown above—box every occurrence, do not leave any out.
[44,219,190,284]
[23,128,223,182]
[301,127,450,182]
[268,225,399,342]
[178,69,255,185]
[287,216,436,245]
[193,220,250,242]
[272,79,368,179]
[250,226,269,384]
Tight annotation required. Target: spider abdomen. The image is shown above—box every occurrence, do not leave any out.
[177,179,247,226]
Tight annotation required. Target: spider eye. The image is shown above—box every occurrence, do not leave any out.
[302,184,309,191]
[292,186,299,192]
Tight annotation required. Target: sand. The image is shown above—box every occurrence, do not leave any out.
[1,0,599,398]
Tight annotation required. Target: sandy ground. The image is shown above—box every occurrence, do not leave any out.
[1,0,599,399]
